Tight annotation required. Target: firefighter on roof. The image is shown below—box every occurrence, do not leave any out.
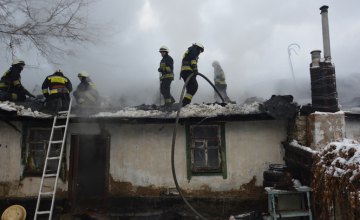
[180,43,204,106]
[73,71,99,106]
[158,46,175,106]
[42,69,72,113]
[0,59,35,101]
[212,60,231,103]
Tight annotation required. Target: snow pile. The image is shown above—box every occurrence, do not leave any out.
[94,102,261,118]
[318,139,360,181]
[289,140,317,154]
[0,101,17,112]
[0,101,51,118]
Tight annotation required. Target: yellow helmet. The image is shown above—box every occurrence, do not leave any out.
[78,71,89,78]
[159,46,169,53]
[12,59,25,66]
[193,43,204,52]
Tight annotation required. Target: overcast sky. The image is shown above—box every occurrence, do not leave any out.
[2,0,360,106]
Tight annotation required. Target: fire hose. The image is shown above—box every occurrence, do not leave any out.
[171,72,224,220]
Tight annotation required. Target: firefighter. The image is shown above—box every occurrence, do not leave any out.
[212,61,231,103]
[73,71,99,106]
[180,43,204,106]
[158,46,175,106]
[41,69,72,113]
[0,59,35,101]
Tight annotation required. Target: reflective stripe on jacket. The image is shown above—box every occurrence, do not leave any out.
[181,45,200,73]
[42,73,72,97]
[159,54,174,80]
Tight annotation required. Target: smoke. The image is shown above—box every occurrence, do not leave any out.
[1,0,360,107]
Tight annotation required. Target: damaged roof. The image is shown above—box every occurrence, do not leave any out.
[0,95,299,121]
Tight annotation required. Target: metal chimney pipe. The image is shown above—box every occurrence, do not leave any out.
[320,5,331,63]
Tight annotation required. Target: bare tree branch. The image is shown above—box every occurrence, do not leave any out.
[0,0,95,62]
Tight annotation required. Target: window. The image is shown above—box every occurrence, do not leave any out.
[186,123,227,180]
[22,125,65,178]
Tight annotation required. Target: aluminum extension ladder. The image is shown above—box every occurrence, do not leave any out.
[34,99,72,220]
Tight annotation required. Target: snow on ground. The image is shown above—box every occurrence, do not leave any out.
[94,102,261,118]
[318,139,360,181]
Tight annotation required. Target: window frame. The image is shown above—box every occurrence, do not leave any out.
[185,122,227,180]
[21,122,66,179]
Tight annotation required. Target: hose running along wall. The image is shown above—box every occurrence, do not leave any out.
[171,73,224,220]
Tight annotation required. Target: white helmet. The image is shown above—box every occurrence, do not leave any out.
[12,59,25,66]
[159,46,169,53]
[78,71,89,78]
[193,43,204,52]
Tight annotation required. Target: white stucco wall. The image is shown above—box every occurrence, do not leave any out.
[0,119,287,197]
[107,120,287,191]
[0,121,22,182]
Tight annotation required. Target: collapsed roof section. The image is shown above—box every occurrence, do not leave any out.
[0,95,300,121]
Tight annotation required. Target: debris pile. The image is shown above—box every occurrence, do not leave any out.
[312,139,360,219]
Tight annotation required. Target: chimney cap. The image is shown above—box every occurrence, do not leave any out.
[311,50,321,54]
[320,5,329,13]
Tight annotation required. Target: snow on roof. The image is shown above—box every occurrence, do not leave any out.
[0,100,262,119]
[93,102,262,118]
[318,139,360,181]
[0,101,51,118]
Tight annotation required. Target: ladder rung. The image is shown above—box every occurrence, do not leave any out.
[47,156,60,160]
[44,174,57,177]
[58,111,69,115]
[54,125,66,129]
[36,211,51,215]
[50,140,63,144]
[40,191,54,195]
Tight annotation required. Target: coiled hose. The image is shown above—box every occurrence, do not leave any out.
[171,73,224,220]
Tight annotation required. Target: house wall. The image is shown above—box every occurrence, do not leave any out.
[106,120,287,196]
[0,121,22,197]
[0,119,287,198]
[345,117,360,141]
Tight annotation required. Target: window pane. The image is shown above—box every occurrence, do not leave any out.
[32,150,45,172]
[192,126,218,138]
[194,140,205,149]
[193,149,206,168]
[207,140,219,149]
[25,128,64,176]
[208,149,220,168]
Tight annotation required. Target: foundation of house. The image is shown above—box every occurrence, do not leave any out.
[1,196,267,219]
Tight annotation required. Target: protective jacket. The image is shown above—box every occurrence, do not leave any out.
[181,45,201,75]
[214,66,227,86]
[158,54,174,80]
[180,45,202,106]
[0,65,32,101]
[73,78,99,105]
[42,72,72,99]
